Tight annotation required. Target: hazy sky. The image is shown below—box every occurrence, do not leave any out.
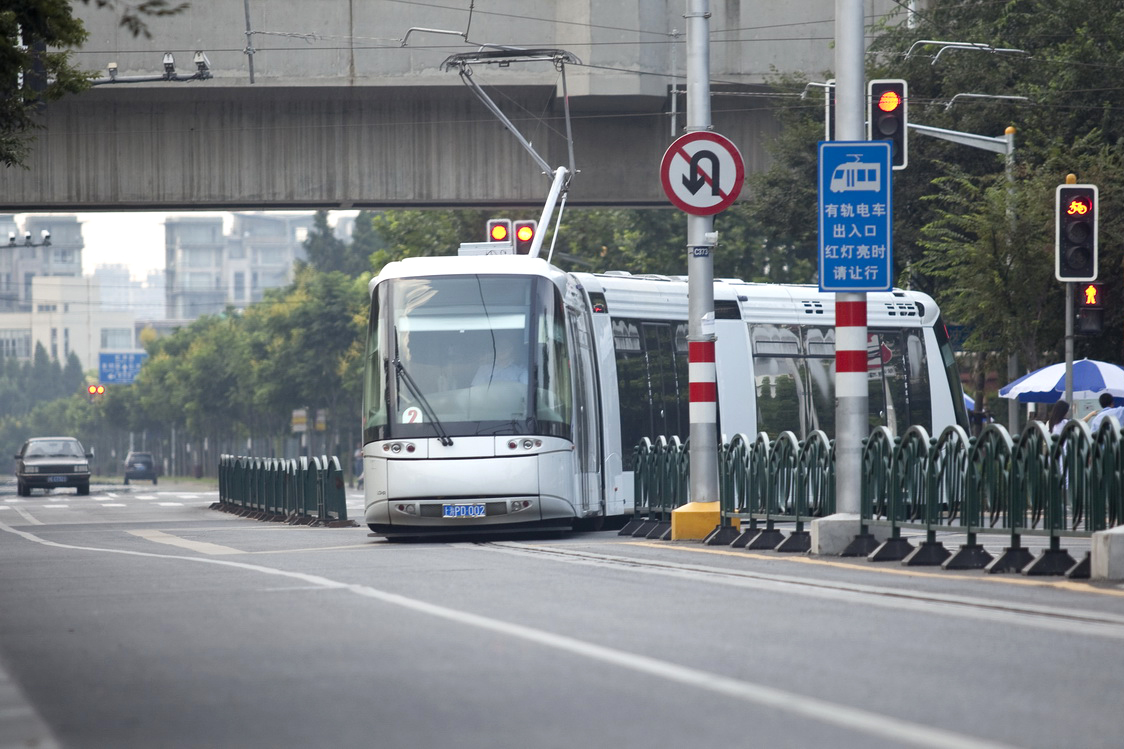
[18,211,355,282]
[73,212,227,281]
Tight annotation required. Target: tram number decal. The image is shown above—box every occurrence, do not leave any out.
[401,406,423,424]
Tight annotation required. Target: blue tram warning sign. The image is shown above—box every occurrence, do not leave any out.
[817,141,893,292]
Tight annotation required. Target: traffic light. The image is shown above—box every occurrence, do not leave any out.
[513,220,537,255]
[1056,184,1098,282]
[867,79,908,170]
[86,384,105,400]
[1075,282,1104,336]
[486,218,512,245]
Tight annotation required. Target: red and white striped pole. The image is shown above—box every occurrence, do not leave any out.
[689,340,717,425]
[835,293,867,515]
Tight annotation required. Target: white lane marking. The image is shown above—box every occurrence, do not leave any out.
[134,495,156,500]
[101,503,127,508]
[41,504,68,509]
[156,502,184,507]
[0,518,1012,749]
[126,529,244,556]
[13,507,41,525]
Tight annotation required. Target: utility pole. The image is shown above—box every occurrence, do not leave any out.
[685,0,718,512]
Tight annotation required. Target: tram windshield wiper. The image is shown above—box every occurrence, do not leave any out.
[392,331,453,446]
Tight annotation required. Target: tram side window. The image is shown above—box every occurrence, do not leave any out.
[751,324,835,440]
[867,330,931,435]
[613,318,689,469]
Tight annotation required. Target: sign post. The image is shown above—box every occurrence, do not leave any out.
[657,0,746,540]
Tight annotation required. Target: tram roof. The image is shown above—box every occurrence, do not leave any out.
[370,255,939,327]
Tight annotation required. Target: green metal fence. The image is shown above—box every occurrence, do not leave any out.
[215,454,355,527]
[619,436,688,540]
[628,416,1124,577]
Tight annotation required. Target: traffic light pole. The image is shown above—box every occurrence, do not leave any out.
[812,0,868,555]
[835,0,866,520]
[1066,281,1074,405]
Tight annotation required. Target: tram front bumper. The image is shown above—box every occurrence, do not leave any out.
[365,452,576,533]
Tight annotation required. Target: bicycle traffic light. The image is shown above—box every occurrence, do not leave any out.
[1075,282,1104,336]
[867,79,907,170]
[486,219,512,245]
[1055,184,1098,282]
[513,220,537,255]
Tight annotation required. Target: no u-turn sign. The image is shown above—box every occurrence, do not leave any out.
[660,132,745,216]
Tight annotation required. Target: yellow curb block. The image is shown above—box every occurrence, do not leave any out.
[670,501,737,540]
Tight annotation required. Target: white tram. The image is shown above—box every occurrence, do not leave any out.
[361,254,968,537]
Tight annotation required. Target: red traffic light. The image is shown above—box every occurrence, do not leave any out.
[1056,184,1098,282]
[487,218,512,244]
[867,79,907,169]
[1066,195,1093,216]
[512,219,537,254]
[877,90,902,112]
[87,384,105,396]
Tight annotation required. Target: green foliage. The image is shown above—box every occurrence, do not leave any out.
[862,0,1124,367]
[1,1,186,167]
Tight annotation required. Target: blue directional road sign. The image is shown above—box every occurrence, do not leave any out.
[817,141,893,292]
[99,352,148,385]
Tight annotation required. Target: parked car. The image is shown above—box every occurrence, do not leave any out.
[14,437,92,496]
[123,451,157,485]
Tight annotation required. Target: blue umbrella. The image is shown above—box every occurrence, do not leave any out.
[998,358,1124,404]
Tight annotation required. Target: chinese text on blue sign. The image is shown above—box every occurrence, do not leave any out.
[817,141,893,292]
[99,352,148,385]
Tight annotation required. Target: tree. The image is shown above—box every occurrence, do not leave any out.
[302,210,372,276]
[1,0,186,167]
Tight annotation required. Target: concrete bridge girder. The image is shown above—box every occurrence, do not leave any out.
[1,85,779,211]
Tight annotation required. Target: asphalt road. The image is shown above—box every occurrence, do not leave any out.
[2,480,1123,748]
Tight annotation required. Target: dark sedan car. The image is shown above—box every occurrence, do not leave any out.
[14,437,92,496]
[123,451,157,485]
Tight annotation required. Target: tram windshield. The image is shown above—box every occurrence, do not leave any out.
[364,274,572,442]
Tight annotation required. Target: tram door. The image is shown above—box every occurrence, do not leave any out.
[568,305,602,517]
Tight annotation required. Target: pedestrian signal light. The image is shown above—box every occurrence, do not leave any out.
[1076,282,1104,336]
[487,219,512,244]
[867,79,908,169]
[513,219,537,255]
[1055,184,1098,282]
[1080,283,1103,308]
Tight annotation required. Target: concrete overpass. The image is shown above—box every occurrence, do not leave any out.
[0,1,903,211]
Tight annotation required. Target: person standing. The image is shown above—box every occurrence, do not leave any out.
[1047,399,1070,437]
[1083,392,1115,423]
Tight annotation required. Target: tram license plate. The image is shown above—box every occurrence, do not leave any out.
[48,476,67,483]
[443,503,486,519]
